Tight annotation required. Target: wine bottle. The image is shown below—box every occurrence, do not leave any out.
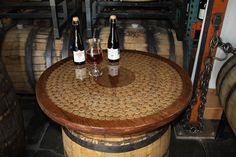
[72,16,85,65]
[198,0,207,20]
[107,15,120,63]
[108,62,119,77]
[108,62,119,87]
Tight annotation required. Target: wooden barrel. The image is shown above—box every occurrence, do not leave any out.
[1,25,70,93]
[0,61,25,157]
[99,23,183,67]
[154,27,183,67]
[62,126,171,157]
[99,24,148,52]
[216,55,236,134]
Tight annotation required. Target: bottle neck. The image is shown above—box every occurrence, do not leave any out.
[73,24,84,50]
[110,21,116,44]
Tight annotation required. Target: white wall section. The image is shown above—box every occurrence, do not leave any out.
[209,0,236,89]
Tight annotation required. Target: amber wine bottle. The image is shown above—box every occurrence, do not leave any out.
[107,15,120,63]
[72,16,85,65]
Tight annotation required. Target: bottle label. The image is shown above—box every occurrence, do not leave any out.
[108,64,119,77]
[73,50,85,63]
[198,9,205,20]
[108,48,120,60]
[75,67,87,80]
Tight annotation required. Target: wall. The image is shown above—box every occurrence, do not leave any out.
[209,0,236,89]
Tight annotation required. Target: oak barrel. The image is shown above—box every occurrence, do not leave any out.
[0,61,25,157]
[1,25,70,93]
[99,24,148,52]
[99,24,183,67]
[216,55,236,134]
[154,27,183,67]
[62,126,170,157]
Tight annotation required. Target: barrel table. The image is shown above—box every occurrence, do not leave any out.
[36,50,192,157]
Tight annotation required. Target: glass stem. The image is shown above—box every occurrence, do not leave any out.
[94,63,98,71]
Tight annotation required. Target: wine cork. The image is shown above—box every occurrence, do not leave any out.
[110,15,117,22]
[72,16,80,25]
[72,16,79,22]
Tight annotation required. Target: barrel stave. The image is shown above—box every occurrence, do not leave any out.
[62,126,171,157]
[1,26,70,93]
[226,88,236,134]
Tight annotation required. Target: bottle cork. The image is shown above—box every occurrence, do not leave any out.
[72,16,79,22]
[109,15,117,22]
[72,16,80,25]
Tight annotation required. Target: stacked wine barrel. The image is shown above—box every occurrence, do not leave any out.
[2,22,183,93]
[154,27,183,67]
[99,23,183,67]
[0,60,25,157]
[1,25,70,94]
[216,55,236,135]
[99,24,148,52]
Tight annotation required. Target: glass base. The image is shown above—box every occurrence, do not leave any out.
[89,66,103,78]
[95,67,135,88]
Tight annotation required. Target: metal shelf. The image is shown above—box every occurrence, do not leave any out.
[96,12,175,19]
[96,1,173,7]
[85,0,182,38]
[0,1,53,8]
[0,0,79,38]
[183,0,200,70]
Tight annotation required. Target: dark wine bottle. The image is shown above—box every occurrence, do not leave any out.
[72,16,85,65]
[107,15,120,63]
[198,0,207,20]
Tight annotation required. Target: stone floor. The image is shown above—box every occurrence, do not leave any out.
[20,95,236,157]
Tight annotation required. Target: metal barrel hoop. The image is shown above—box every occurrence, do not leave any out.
[63,125,168,153]
[62,29,70,59]
[167,28,176,62]
[25,27,39,91]
[225,82,236,114]
[45,29,54,68]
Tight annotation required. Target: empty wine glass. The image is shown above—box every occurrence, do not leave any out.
[86,38,103,77]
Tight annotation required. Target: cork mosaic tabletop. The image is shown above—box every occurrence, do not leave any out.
[36,50,192,135]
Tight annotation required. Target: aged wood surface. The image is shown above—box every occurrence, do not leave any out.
[204,89,223,120]
[1,26,70,93]
[62,126,171,157]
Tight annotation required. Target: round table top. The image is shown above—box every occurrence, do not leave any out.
[36,50,192,135]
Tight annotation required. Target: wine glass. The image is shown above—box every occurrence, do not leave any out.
[86,38,103,77]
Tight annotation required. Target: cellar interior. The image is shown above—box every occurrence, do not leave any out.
[0,0,236,157]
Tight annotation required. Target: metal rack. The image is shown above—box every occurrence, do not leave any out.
[183,0,200,70]
[85,0,184,38]
[0,0,79,38]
